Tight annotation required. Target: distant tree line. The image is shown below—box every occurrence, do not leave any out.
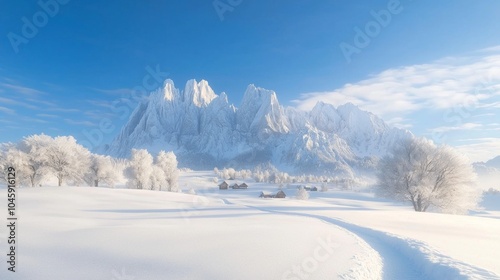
[213,163,365,189]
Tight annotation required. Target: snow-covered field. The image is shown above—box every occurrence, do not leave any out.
[1,171,499,280]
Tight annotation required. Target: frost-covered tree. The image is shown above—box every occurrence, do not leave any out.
[3,146,31,187]
[296,187,309,200]
[320,182,329,192]
[253,171,264,182]
[85,154,118,187]
[0,145,7,184]
[274,172,291,184]
[45,136,91,186]
[13,134,55,187]
[126,149,153,189]
[377,137,479,214]
[221,168,236,180]
[156,151,179,191]
[150,165,166,191]
[240,169,251,179]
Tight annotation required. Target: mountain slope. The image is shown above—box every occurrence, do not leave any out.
[105,79,411,175]
[473,156,500,190]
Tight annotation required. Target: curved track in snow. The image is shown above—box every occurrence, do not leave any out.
[225,199,500,280]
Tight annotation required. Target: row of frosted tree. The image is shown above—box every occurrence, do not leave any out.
[0,134,179,191]
[214,165,364,189]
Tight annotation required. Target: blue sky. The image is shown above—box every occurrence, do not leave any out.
[1,0,500,162]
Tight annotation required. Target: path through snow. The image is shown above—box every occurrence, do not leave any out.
[224,198,500,280]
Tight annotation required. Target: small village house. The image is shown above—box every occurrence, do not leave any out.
[275,190,286,198]
[259,191,274,198]
[259,190,286,198]
[219,181,229,190]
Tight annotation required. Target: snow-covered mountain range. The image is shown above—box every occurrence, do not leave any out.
[105,79,411,175]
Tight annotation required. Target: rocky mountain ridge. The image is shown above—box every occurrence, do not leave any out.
[105,79,412,175]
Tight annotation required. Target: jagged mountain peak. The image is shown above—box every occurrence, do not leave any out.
[106,79,411,175]
[157,79,178,101]
[182,79,217,106]
[244,84,276,97]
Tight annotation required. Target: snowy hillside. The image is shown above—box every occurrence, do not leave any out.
[1,171,499,280]
[105,80,411,175]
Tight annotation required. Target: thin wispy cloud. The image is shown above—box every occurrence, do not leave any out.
[472,113,496,118]
[0,97,39,110]
[20,116,49,124]
[86,99,114,109]
[430,123,483,133]
[0,97,16,104]
[27,98,57,107]
[455,138,500,163]
[0,106,16,115]
[5,125,22,130]
[0,119,14,124]
[0,82,45,96]
[84,110,115,120]
[479,45,500,53]
[483,123,500,131]
[36,113,59,118]
[292,49,500,121]
[477,102,500,109]
[90,87,135,96]
[48,107,80,113]
[386,117,413,129]
[64,119,96,127]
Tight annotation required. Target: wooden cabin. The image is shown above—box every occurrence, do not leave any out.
[239,183,248,189]
[275,190,286,198]
[230,183,239,189]
[218,181,229,190]
[259,191,274,198]
[259,190,287,198]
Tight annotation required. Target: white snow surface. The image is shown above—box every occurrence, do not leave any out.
[1,171,499,280]
[105,80,411,174]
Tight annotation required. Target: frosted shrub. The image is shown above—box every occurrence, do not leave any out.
[296,187,309,200]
